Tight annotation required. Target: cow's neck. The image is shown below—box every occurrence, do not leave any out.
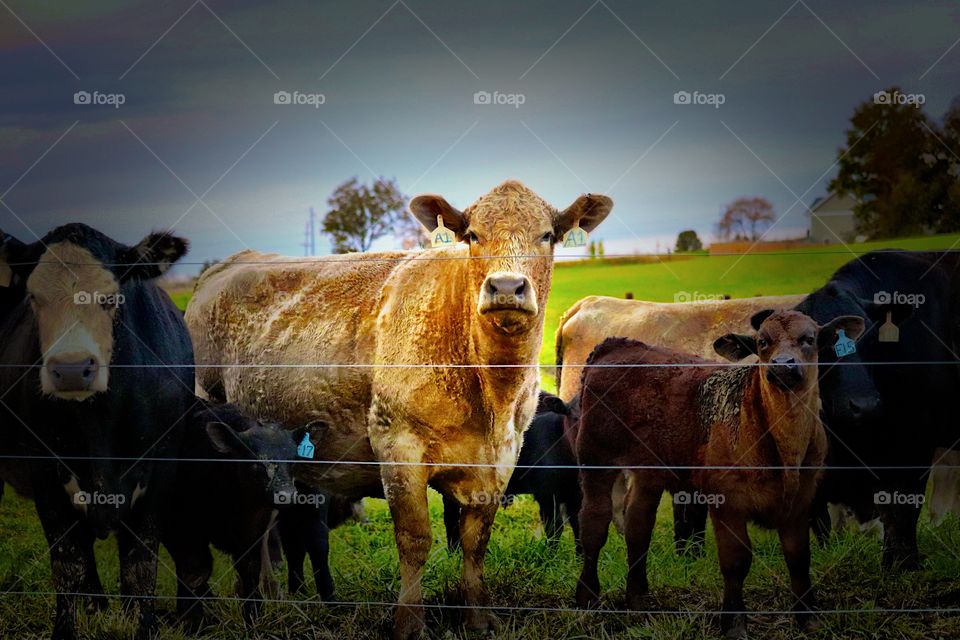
[740,372,821,499]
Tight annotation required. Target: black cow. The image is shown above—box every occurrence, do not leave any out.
[715,250,959,568]
[0,223,194,640]
[442,392,582,552]
[162,401,323,629]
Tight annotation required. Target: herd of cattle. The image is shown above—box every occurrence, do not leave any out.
[0,180,957,639]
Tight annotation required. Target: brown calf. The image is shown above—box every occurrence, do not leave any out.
[575,310,864,638]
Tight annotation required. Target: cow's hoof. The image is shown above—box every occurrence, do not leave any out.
[85,594,109,614]
[51,625,78,640]
[799,614,822,633]
[575,582,601,609]
[465,609,499,634]
[393,605,425,640]
[721,614,747,639]
[625,586,648,611]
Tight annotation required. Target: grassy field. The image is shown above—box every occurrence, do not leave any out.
[2,235,960,639]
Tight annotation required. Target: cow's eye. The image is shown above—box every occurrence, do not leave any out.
[757,337,768,349]
[800,335,815,345]
[540,232,555,244]
[466,231,480,244]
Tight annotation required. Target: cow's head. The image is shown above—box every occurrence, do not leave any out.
[203,407,324,506]
[1,223,188,400]
[793,282,912,426]
[714,309,865,393]
[410,181,612,337]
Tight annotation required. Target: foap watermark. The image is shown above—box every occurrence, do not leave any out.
[873,90,925,108]
[273,90,326,108]
[874,491,924,507]
[473,90,525,108]
[673,90,725,109]
[874,290,925,308]
[470,491,516,507]
[74,291,125,307]
[274,491,326,507]
[74,491,126,507]
[674,291,726,303]
[674,490,725,506]
[73,90,125,109]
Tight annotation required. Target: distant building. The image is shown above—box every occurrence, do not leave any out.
[808,192,860,243]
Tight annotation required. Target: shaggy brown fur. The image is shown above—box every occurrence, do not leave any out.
[575,310,864,639]
[185,180,612,639]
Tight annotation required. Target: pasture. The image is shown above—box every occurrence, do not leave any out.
[2,234,960,639]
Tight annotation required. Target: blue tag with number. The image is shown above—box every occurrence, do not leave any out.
[297,433,315,459]
[834,329,856,358]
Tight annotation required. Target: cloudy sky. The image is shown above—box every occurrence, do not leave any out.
[1,0,958,272]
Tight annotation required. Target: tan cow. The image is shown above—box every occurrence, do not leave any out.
[555,294,805,402]
[185,180,612,638]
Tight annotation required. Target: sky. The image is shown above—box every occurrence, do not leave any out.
[0,0,958,273]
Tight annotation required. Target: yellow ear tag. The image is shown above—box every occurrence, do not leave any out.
[0,261,11,288]
[878,311,900,343]
[562,223,588,248]
[430,215,455,248]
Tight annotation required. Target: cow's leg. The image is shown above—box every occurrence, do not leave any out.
[33,484,88,640]
[303,500,335,601]
[810,493,831,547]
[778,515,818,631]
[536,492,564,548]
[879,471,927,570]
[172,544,213,632]
[117,516,161,640]
[278,508,307,595]
[714,510,752,639]
[235,550,264,626]
[563,486,583,556]
[382,463,431,640]
[459,501,500,632]
[442,493,462,552]
[576,469,618,608]
[673,499,708,558]
[78,526,108,613]
[624,479,662,609]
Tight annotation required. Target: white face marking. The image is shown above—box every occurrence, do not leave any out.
[131,482,148,507]
[63,476,86,514]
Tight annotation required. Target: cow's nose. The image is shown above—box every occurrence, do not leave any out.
[486,275,527,300]
[48,356,99,392]
[767,357,803,388]
[849,396,881,420]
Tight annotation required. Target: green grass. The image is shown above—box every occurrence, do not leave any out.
[2,488,958,639]
[4,236,957,638]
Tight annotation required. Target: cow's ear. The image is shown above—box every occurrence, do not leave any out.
[750,309,776,330]
[299,420,327,447]
[409,195,467,238]
[714,333,757,361]
[118,231,189,282]
[0,232,41,285]
[861,299,914,326]
[554,194,613,236]
[818,315,866,349]
[205,421,244,455]
[541,395,570,416]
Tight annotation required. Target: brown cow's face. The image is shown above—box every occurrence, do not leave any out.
[714,309,865,393]
[410,181,612,337]
[27,242,119,400]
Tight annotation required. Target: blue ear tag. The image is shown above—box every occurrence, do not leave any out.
[834,329,856,358]
[297,433,315,459]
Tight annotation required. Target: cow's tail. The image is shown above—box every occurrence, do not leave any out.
[555,297,590,395]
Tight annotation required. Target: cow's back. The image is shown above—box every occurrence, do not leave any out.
[556,294,804,400]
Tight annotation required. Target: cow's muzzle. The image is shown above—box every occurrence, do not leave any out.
[766,356,806,390]
[45,355,101,397]
[478,272,538,317]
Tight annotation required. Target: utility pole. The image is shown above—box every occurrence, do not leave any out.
[302,208,317,256]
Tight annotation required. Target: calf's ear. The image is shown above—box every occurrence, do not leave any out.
[293,420,327,448]
[0,232,41,286]
[205,421,244,455]
[818,315,866,349]
[554,193,613,236]
[409,195,467,238]
[118,231,189,282]
[714,333,757,361]
[750,309,776,330]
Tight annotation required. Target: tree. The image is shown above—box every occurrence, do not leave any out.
[322,177,407,253]
[588,240,596,258]
[716,197,775,241]
[675,229,703,252]
[597,240,605,258]
[830,87,960,237]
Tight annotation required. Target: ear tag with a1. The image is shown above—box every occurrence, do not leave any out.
[834,329,856,358]
[431,216,455,248]
[297,433,315,459]
[562,223,588,248]
[878,311,900,343]
[0,261,10,288]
